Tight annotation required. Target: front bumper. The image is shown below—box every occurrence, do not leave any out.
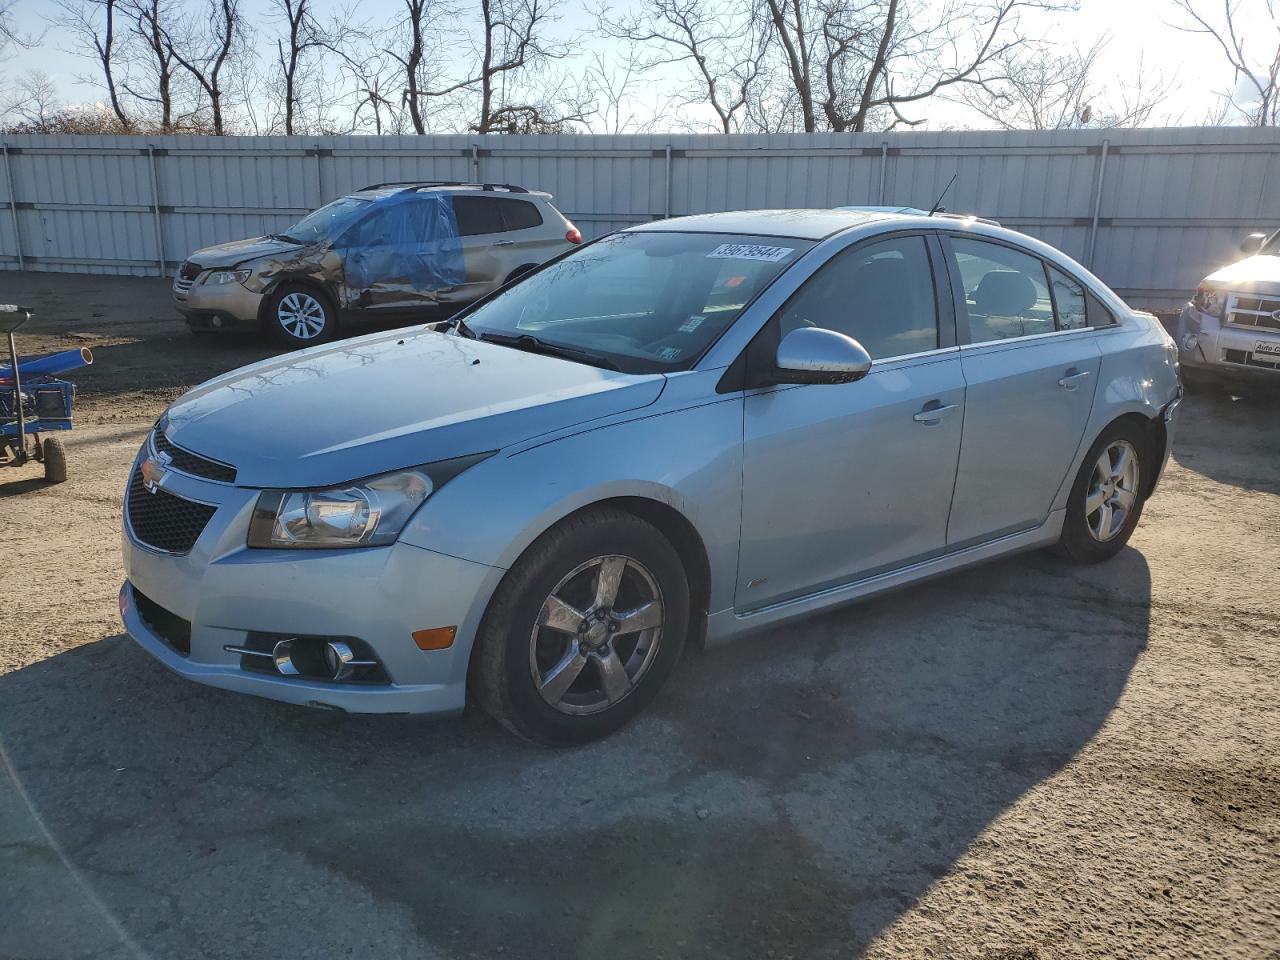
[120,453,504,715]
[1177,302,1280,383]
[174,276,265,332]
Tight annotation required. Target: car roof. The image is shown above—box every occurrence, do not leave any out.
[627,209,889,240]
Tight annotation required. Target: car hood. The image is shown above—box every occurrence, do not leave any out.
[1203,254,1280,296]
[162,329,666,488]
[188,236,313,269]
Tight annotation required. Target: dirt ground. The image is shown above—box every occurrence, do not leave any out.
[1,273,1278,960]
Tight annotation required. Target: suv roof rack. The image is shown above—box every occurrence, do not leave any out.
[359,180,531,194]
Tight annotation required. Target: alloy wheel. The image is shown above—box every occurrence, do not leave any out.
[528,555,665,716]
[277,292,327,340]
[1085,439,1140,541]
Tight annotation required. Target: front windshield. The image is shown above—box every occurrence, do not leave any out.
[280,196,370,245]
[460,231,813,373]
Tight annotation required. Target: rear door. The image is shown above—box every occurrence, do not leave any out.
[942,234,1102,548]
[451,195,511,301]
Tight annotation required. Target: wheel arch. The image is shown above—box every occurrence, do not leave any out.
[1089,410,1168,498]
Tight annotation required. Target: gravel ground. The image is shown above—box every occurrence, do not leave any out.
[1,274,1278,960]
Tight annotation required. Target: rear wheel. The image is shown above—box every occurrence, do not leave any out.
[472,507,689,745]
[40,435,67,484]
[1055,421,1148,563]
[267,285,336,347]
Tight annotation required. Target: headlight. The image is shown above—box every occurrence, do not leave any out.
[1192,282,1225,318]
[205,268,252,286]
[246,455,490,549]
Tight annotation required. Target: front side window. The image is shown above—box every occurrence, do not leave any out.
[951,237,1054,343]
[460,231,812,373]
[775,235,939,359]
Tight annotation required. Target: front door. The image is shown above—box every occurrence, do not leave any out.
[339,194,462,312]
[737,233,966,611]
[942,235,1102,547]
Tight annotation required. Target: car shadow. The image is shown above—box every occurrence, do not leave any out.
[0,548,1149,959]
[1171,388,1280,495]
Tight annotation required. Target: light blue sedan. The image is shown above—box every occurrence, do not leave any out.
[120,209,1182,744]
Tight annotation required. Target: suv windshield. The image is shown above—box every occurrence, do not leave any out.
[280,196,370,245]
[459,231,812,373]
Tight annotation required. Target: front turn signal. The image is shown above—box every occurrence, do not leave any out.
[412,626,457,650]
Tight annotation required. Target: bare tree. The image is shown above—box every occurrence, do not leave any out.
[268,0,334,134]
[3,69,61,128]
[0,0,40,56]
[54,0,133,128]
[599,0,770,133]
[958,38,1171,128]
[162,0,243,133]
[122,0,184,129]
[1171,0,1279,126]
[762,0,1069,132]
[383,0,443,133]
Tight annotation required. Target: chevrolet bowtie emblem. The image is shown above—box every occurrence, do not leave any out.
[140,454,169,493]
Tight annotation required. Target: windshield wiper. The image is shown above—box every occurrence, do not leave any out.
[446,316,478,338]
[477,332,620,371]
[269,233,303,244]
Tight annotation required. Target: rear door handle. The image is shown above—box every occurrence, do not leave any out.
[1058,369,1091,390]
[913,402,959,425]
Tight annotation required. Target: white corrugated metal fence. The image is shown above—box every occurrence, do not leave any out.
[2,128,1277,308]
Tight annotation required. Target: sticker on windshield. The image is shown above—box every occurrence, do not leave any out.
[657,346,682,361]
[678,316,704,333]
[706,243,794,262]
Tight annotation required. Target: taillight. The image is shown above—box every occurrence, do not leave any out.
[565,226,582,244]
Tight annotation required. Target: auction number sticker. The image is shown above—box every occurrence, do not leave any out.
[706,243,794,262]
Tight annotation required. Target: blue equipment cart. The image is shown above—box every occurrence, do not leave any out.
[1,305,92,484]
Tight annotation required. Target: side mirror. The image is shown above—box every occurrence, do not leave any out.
[774,326,873,385]
[1240,232,1267,255]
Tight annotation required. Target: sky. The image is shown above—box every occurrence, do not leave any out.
[0,0,1255,131]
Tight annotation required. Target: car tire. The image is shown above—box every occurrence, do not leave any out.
[1055,420,1149,563]
[471,507,689,745]
[40,435,67,484]
[266,285,336,347]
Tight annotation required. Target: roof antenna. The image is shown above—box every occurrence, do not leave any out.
[928,173,957,216]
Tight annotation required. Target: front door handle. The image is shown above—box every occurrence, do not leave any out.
[1058,369,1091,390]
[493,239,516,247]
[913,402,959,425]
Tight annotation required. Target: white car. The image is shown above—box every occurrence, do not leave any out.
[1177,229,1280,387]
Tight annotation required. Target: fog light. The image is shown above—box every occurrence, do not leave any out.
[272,638,300,675]
[211,316,223,328]
[323,640,357,680]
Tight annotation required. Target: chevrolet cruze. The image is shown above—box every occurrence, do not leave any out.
[121,209,1182,744]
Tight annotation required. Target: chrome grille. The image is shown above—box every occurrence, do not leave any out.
[174,261,200,295]
[152,429,237,483]
[126,468,217,553]
[1222,348,1280,371]
[1226,293,1280,331]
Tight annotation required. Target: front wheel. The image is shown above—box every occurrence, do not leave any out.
[267,285,336,347]
[40,435,67,484]
[471,508,689,745]
[1055,421,1148,563]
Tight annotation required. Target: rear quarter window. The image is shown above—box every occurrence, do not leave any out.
[497,198,543,231]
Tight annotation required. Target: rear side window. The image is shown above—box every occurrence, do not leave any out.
[452,196,504,236]
[1048,266,1088,330]
[497,198,543,231]
[1087,292,1118,327]
[951,237,1053,343]
[776,235,939,360]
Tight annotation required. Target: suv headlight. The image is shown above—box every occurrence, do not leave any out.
[1192,282,1225,318]
[205,268,252,286]
[247,455,490,549]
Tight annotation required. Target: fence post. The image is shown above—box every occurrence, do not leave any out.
[471,143,481,182]
[1086,138,1110,270]
[314,143,324,205]
[664,143,672,219]
[2,144,24,271]
[146,144,166,277]
[877,141,889,205]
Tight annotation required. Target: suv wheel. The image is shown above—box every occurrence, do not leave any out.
[268,285,335,347]
[471,507,689,745]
